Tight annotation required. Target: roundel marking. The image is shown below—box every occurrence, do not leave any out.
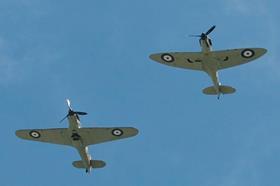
[241,49,255,58]
[29,130,41,138]
[161,53,175,63]
[112,129,124,137]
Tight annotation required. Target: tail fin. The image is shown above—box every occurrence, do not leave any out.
[72,160,106,169]
[203,85,236,95]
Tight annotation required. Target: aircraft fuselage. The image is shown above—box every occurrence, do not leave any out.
[67,114,92,173]
[200,37,221,98]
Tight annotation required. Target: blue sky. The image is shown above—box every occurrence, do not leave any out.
[1,0,280,185]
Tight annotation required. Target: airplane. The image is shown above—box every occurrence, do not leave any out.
[16,99,139,173]
[149,26,267,99]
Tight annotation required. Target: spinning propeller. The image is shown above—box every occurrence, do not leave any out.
[59,99,87,123]
[190,25,216,40]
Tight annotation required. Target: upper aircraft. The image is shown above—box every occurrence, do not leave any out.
[16,99,138,173]
[149,26,267,98]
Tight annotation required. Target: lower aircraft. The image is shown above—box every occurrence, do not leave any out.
[16,99,138,173]
[149,26,267,99]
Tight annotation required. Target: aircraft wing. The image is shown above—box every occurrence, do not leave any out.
[149,52,203,71]
[213,48,267,70]
[16,128,71,146]
[78,127,138,146]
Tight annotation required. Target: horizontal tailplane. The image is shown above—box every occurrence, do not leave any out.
[72,160,106,169]
[203,85,236,95]
[219,85,236,94]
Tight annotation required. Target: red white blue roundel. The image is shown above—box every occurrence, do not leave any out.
[29,130,41,138]
[112,129,123,136]
[241,49,255,58]
[161,53,175,63]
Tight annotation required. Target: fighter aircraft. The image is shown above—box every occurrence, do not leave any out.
[16,99,138,173]
[149,26,267,98]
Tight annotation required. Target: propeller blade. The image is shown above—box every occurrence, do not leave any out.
[59,112,86,123]
[75,111,87,115]
[205,25,216,35]
[59,114,69,123]
[66,99,71,109]
[60,99,87,123]
[189,34,201,37]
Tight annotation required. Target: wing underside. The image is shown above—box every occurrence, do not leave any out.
[213,48,267,69]
[16,127,138,147]
[150,48,266,71]
[78,127,139,146]
[16,128,71,146]
[150,52,203,71]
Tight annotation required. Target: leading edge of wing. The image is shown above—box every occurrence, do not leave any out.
[215,48,267,58]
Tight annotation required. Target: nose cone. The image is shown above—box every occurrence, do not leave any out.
[201,33,207,40]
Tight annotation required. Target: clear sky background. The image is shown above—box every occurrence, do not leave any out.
[1,0,280,186]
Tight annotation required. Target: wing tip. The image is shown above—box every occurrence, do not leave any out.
[257,48,268,58]
[132,127,139,136]
[254,48,267,55]
[15,130,24,139]
[149,54,157,61]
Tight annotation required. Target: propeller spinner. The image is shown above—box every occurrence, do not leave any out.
[59,99,88,123]
[190,25,216,39]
